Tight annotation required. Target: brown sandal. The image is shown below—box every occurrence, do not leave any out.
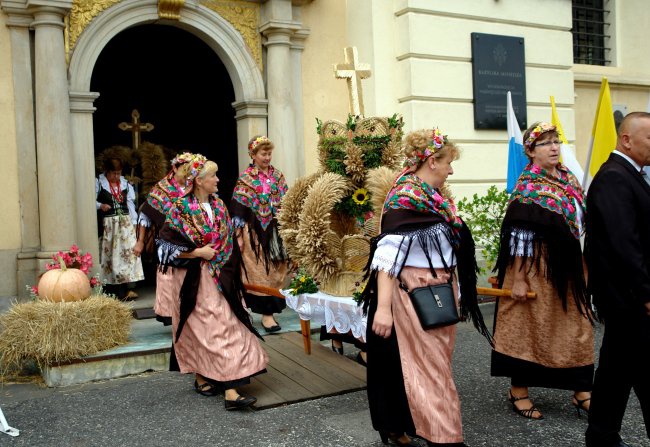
[508,390,544,420]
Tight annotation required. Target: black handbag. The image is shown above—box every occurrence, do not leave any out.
[399,281,459,330]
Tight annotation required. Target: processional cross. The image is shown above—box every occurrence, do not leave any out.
[334,47,372,117]
[118,109,154,149]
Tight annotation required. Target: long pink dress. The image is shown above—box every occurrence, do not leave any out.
[392,267,463,444]
[171,263,268,382]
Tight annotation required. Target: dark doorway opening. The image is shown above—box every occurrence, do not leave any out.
[91,24,238,288]
[91,24,238,204]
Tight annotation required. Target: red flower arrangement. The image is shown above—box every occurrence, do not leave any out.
[28,245,101,298]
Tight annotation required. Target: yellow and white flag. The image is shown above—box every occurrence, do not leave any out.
[583,77,617,189]
[550,96,584,181]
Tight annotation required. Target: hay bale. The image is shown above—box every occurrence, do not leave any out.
[0,294,132,376]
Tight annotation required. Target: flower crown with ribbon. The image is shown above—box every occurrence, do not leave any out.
[404,128,448,168]
[187,153,207,183]
[524,122,557,149]
[171,152,195,167]
[248,136,271,158]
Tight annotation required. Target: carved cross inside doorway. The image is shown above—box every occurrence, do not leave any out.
[334,47,372,117]
[118,109,154,149]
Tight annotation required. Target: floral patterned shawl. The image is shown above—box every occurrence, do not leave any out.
[383,171,462,231]
[166,193,233,284]
[510,163,585,239]
[232,165,287,230]
[146,175,184,220]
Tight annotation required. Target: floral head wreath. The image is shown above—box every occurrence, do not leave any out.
[186,153,207,184]
[403,127,448,168]
[171,152,194,167]
[524,122,557,150]
[248,136,271,158]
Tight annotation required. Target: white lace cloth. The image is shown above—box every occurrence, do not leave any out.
[281,290,367,343]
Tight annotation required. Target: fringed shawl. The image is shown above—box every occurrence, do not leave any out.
[157,193,261,342]
[143,175,185,228]
[138,175,185,251]
[362,173,492,343]
[230,165,288,273]
[494,163,591,318]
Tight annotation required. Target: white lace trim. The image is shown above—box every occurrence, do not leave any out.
[509,228,534,256]
[281,290,367,343]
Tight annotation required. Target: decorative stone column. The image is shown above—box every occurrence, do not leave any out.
[260,19,300,184]
[70,91,101,275]
[232,99,269,173]
[291,28,309,177]
[3,7,40,298]
[30,5,77,253]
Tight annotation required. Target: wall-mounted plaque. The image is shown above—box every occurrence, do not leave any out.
[471,32,527,130]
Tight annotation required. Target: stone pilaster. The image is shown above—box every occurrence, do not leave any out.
[31,5,77,253]
[4,8,40,299]
[260,15,300,184]
[290,28,309,178]
[70,91,101,275]
[232,99,269,173]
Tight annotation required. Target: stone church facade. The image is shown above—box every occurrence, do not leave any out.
[1,0,648,305]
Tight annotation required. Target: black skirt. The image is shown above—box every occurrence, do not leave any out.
[366,298,415,436]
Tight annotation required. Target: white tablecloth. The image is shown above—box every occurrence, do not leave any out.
[281,290,367,342]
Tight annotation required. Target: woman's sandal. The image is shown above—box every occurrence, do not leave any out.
[508,390,544,420]
[194,380,220,396]
[572,394,591,417]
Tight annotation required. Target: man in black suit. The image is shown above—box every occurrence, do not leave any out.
[585,112,650,447]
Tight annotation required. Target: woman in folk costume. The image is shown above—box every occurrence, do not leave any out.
[491,122,594,420]
[96,157,144,299]
[230,135,289,333]
[362,129,491,447]
[158,156,268,410]
[135,152,194,324]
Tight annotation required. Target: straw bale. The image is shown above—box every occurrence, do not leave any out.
[0,295,131,377]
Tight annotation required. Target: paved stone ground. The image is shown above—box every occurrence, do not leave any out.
[1,303,648,447]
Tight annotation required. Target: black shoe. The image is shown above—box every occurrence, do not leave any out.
[356,352,367,367]
[194,380,220,396]
[262,323,281,333]
[331,341,344,355]
[378,431,418,446]
[224,394,257,410]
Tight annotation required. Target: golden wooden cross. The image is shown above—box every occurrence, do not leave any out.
[118,109,154,149]
[334,47,372,117]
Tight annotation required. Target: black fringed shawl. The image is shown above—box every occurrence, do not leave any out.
[157,194,262,343]
[494,163,591,318]
[230,165,288,274]
[361,209,493,343]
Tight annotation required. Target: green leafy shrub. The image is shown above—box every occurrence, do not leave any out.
[456,185,510,273]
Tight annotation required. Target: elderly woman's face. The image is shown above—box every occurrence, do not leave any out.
[106,170,121,183]
[529,132,561,171]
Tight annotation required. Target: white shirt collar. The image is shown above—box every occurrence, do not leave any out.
[613,150,643,172]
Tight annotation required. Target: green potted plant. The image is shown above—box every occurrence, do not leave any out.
[456,185,510,284]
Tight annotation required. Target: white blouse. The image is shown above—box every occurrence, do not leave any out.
[95,174,138,224]
[370,222,455,273]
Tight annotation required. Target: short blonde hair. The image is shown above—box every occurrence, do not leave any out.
[196,160,218,180]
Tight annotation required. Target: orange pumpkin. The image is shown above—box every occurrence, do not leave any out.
[37,258,91,302]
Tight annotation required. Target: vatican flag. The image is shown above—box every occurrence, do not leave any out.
[550,96,584,181]
[583,77,617,188]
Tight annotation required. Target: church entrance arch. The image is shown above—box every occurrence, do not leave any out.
[67,2,267,272]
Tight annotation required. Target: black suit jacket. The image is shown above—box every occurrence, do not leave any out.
[585,152,650,319]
